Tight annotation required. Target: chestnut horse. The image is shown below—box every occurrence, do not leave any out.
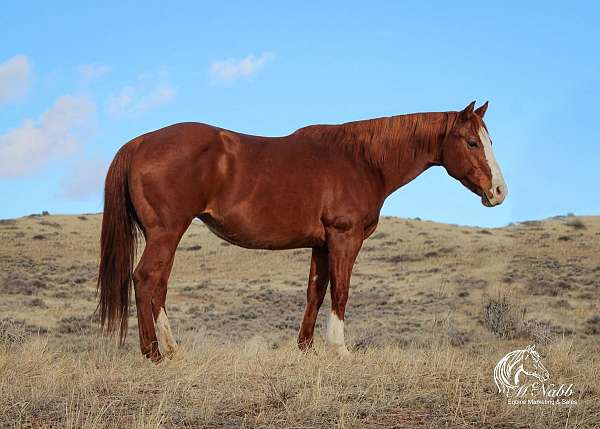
[98,101,506,362]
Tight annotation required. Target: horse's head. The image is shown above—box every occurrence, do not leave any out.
[521,345,550,382]
[442,101,507,207]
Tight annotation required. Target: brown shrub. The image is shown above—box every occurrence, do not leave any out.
[38,221,62,229]
[373,254,421,264]
[28,298,47,308]
[527,279,571,296]
[585,315,600,335]
[565,219,586,230]
[57,315,93,335]
[182,245,203,251]
[0,318,47,345]
[481,293,526,339]
[520,220,542,227]
[0,271,48,295]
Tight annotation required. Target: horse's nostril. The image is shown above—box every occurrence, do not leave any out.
[496,186,502,195]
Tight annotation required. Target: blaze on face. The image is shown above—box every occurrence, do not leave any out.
[442,101,507,207]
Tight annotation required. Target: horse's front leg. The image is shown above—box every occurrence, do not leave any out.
[325,226,363,357]
[298,247,330,350]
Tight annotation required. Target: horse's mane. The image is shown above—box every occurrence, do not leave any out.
[494,349,526,393]
[294,112,458,169]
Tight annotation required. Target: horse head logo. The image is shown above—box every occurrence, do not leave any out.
[494,345,550,396]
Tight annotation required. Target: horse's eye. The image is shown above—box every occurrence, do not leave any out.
[467,140,478,148]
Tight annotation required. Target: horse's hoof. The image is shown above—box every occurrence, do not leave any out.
[144,349,163,365]
[166,348,183,361]
[297,338,317,355]
[326,343,352,359]
[299,345,318,357]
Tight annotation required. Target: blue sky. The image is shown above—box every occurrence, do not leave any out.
[1,2,598,226]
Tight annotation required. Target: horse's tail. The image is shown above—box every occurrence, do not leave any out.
[97,142,140,343]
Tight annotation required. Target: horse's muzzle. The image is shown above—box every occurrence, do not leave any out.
[482,183,507,207]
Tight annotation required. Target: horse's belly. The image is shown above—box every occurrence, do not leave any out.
[198,211,325,250]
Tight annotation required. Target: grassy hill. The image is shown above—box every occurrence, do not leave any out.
[0,213,599,427]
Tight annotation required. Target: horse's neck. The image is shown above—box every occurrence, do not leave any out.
[338,112,455,196]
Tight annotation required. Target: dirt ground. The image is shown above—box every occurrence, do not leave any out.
[0,213,599,428]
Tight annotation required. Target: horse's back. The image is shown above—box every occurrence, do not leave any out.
[125,121,380,249]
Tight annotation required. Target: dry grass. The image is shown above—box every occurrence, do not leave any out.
[1,329,598,428]
[1,214,600,427]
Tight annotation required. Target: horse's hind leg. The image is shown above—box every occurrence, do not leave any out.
[133,223,189,362]
[298,247,329,350]
[152,243,184,358]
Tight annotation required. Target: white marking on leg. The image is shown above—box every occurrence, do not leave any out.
[326,311,351,357]
[479,127,507,204]
[311,274,318,282]
[156,307,178,357]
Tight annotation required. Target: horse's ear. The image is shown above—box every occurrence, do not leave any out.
[459,101,476,121]
[475,101,489,118]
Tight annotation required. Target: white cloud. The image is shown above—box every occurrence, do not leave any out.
[210,52,273,84]
[106,69,176,117]
[0,95,95,178]
[58,156,109,200]
[0,55,31,103]
[78,63,111,81]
